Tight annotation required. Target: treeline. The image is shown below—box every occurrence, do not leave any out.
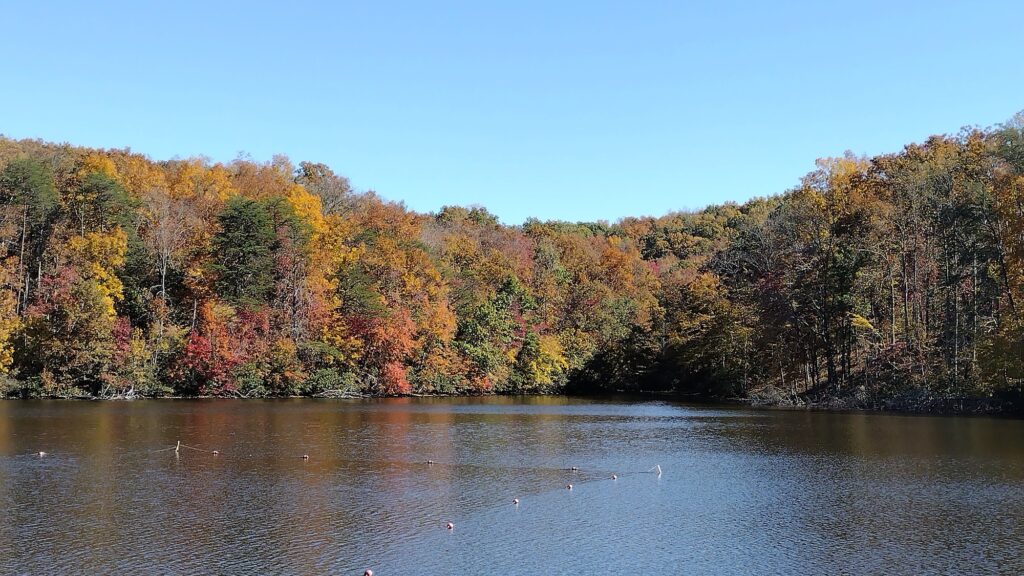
[0,116,1022,410]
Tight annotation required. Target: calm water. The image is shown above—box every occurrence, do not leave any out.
[1,397,1022,575]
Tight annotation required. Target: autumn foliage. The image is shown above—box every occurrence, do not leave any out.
[1,115,1023,411]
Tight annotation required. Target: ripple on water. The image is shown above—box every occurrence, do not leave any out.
[0,398,1022,574]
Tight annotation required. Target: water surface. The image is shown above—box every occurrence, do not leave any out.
[1,397,1022,574]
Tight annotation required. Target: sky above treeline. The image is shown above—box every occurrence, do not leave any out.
[2,1,1023,223]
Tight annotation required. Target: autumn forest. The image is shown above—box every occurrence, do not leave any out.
[1,117,1023,412]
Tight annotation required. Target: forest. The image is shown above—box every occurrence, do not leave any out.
[1,116,1022,412]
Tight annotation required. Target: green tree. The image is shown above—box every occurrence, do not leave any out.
[210,197,276,306]
[0,157,58,311]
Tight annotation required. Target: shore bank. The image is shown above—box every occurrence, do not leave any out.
[5,385,1021,417]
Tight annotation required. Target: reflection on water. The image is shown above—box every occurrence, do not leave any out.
[1,397,1022,574]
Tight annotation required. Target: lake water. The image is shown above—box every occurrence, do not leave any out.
[0,397,1022,575]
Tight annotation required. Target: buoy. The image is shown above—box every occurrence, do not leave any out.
[566,484,573,490]
[364,570,373,576]
[611,474,617,480]
[513,498,520,505]
[446,522,454,530]
[302,454,310,460]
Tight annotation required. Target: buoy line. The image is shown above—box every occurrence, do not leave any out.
[148,441,221,455]
[50,445,662,486]
[179,443,219,454]
[531,463,664,498]
[143,447,663,491]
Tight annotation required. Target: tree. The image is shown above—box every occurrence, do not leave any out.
[210,197,276,306]
[0,157,58,311]
[19,230,127,394]
[295,161,354,215]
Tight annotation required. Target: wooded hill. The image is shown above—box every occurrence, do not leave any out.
[1,115,1022,411]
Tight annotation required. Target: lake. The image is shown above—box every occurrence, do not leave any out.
[0,397,1022,574]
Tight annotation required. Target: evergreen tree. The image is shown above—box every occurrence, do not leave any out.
[210,197,276,306]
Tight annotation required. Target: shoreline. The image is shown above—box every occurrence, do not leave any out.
[4,388,1020,418]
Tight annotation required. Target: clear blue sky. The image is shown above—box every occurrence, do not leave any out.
[2,1,1022,223]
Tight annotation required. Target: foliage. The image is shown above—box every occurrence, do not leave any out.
[210,197,276,306]
[1,117,1023,412]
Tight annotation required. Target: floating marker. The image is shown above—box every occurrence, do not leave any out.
[566,484,573,490]
[513,498,520,505]
[611,474,617,480]
[446,522,454,530]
